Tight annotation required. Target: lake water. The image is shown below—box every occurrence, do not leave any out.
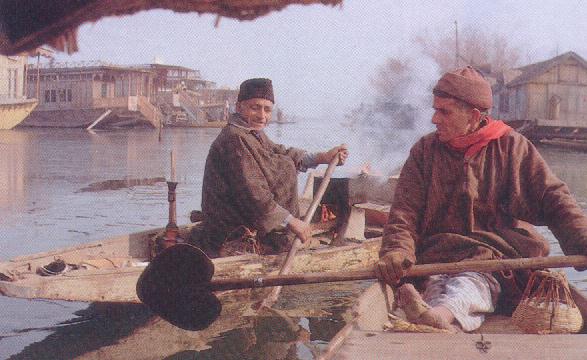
[1,121,587,359]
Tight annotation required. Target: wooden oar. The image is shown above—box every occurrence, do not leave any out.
[257,153,341,309]
[136,243,587,331]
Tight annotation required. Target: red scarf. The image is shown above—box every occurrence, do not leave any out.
[448,117,512,159]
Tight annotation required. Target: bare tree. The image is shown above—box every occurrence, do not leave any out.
[415,26,522,74]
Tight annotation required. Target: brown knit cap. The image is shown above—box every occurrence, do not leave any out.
[237,78,274,103]
[433,66,492,110]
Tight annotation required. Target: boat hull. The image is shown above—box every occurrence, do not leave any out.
[0,225,381,303]
[0,98,37,129]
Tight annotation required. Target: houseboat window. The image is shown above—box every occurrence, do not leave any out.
[130,78,137,96]
[59,89,66,102]
[101,83,108,98]
[499,93,510,112]
[44,89,57,103]
[115,78,124,96]
[7,69,17,98]
[67,89,73,102]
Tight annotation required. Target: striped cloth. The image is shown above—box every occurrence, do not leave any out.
[422,272,501,331]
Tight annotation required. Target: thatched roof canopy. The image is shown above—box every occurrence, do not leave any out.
[0,0,342,55]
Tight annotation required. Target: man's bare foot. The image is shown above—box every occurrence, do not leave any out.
[415,306,461,333]
[397,284,430,322]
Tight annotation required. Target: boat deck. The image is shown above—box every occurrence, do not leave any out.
[322,283,587,360]
[334,331,587,359]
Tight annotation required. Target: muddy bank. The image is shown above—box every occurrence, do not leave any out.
[78,177,166,192]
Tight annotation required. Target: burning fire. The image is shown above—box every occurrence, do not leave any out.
[360,163,371,175]
[359,162,382,176]
[321,204,336,222]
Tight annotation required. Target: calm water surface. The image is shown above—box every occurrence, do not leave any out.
[1,122,587,359]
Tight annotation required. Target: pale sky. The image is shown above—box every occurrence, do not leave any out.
[53,0,587,119]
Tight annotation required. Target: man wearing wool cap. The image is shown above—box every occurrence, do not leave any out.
[198,78,348,257]
[375,66,587,332]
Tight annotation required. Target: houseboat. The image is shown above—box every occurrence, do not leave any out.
[0,54,37,129]
[492,51,587,143]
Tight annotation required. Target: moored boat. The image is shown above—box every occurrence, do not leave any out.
[0,98,38,129]
[320,281,587,360]
[540,138,587,152]
[0,53,38,129]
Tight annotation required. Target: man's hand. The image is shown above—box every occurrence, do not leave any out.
[287,217,312,243]
[375,252,413,285]
[317,144,349,166]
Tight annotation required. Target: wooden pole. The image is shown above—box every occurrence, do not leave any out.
[454,20,459,68]
[35,53,41,100]
[207,255,587,291]
[258,153,340,308]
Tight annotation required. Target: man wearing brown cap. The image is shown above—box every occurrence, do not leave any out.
[199,78,348,257]
[375,67,587,332]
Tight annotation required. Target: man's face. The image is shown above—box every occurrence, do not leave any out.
[236,98,273,131]
[432,96,478,142]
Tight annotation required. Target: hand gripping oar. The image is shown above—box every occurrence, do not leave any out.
[136,243,587,331]
[258,153,341,309]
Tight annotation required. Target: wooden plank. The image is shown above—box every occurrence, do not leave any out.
[320,282,394,360]
[334,332,587,360]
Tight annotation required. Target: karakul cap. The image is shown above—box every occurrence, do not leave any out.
[237,78,274,103]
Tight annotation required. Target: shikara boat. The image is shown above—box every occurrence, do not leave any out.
[0,170,394,304]
[320,282,587,360]
[0,223,382,303]
[540,138,587,152]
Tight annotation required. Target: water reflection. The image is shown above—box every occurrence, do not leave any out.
[0,130,29,212]
[8,303,154,360]
[4,284,362,360]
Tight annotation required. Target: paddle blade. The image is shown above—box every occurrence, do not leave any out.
[136,244,222,331]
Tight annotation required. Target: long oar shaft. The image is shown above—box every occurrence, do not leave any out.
[209,255,587,291]
[261,154,340,306]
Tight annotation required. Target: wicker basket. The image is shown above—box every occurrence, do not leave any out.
[512,270,583,334]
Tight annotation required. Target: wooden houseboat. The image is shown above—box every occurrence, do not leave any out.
[21,61,162,129]
[492,51,587,142]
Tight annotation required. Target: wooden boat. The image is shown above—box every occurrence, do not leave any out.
[540,138,587,152]
[320,282,587,360]
[0,223,382,303]
[0,169,393,304]
[0,98,38,130]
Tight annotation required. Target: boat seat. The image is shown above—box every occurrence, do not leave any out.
[336,202,389,242]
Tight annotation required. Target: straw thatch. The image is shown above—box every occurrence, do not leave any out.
[0,0,343,55]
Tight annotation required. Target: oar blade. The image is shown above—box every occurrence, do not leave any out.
[136,243,221,331]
